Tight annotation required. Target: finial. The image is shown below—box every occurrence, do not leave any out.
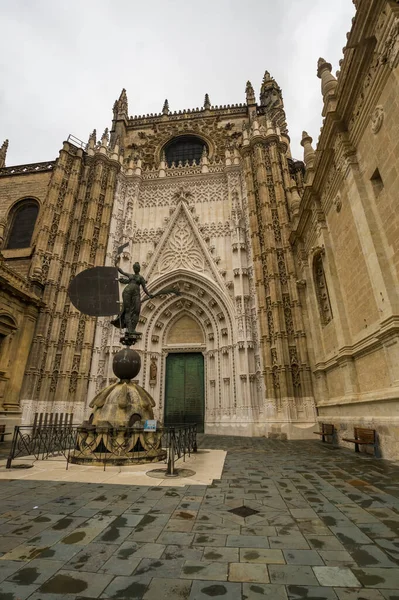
[162,99,169,115]
[100,128,109,153]
[301,131,315,169]
[245,81,256,104]
[262,70,272,84]
[201,146,209,173]
[317,57,328,70]
[0,139,9,168]
[114,88,128,118]
[204,93,211,110]
[317,57,337,101]
[87,129,96,155]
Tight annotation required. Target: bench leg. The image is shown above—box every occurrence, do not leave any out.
[355,442,359,452]
[0,434,4,443]
[321,434,326,443]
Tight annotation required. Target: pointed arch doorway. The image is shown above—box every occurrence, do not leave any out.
[163,314,205,432]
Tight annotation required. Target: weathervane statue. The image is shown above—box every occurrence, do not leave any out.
[66,241,181,465]
[111,242,180,346]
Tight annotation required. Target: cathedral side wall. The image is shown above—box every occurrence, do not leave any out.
[355,65,399,285]
[326,189,380,341]
[295,1,399,459]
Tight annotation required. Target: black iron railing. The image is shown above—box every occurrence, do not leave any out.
[6,425,78,469]
[6,423,197,474]
[166,423,197,475]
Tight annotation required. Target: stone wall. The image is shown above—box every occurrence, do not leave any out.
[291,0,399,459]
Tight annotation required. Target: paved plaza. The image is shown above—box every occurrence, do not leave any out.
[0,436,399,599]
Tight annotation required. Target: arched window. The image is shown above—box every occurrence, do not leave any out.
[313,252,333,325]
[164,135,207,167]
[6,200,39,249]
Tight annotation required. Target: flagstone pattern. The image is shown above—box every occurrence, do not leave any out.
[0,436,399,599]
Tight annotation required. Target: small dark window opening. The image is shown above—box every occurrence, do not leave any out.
[371,168,384,197]
[128,413,142,428]
[164,136,206,167]
[6,201,39,249]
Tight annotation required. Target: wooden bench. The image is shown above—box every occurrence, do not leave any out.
[342,427,376,455]
[314,423,334,443]
[0,424,12,443]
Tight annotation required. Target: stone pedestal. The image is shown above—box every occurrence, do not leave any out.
[70,347,166,465]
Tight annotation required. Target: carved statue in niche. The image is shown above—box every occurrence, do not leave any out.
[371,105,384,134]
[150,358,157,382]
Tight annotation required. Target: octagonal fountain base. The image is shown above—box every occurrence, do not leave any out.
[70,348,166,465]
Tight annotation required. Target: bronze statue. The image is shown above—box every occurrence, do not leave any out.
[111,261,153,336]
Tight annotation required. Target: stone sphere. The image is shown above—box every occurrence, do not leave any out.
[113,348,141,380]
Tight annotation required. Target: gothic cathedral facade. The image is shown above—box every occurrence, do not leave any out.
[0,0,398,457]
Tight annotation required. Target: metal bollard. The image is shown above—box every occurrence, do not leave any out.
[167,433,175,476]
[6,426,19,469]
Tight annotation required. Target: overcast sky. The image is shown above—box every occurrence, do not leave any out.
[0,0,355,166]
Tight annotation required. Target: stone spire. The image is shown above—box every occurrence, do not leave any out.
[113,88,128,119]
[245,81,256,105]
[100,128,109,154]
[162,99,169,115]
[259,70,282,108]
[0,139,9,168]
[204,93,211,110]
[87,129,96,156]
[259,70,288,136]
[88,129,96,144]
[317,58,338,103]
[301,131,316,169]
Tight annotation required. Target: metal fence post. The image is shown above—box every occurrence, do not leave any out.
[6,426,19,469]
[167,430,175,476]
[193,424,198,452]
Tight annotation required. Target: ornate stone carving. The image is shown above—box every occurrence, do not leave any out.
[283,294,294,335]
[266,297,274,338]
[371,105,384,134]
[333,193,342,213]
[148,204,224,282]
[139,176,227,208]
[271,348,278,365]
[277,249,288,285]
[380,19,399,68]
[271,209,282,243]
[313,253,333,325]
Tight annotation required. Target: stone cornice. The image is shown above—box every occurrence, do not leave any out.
[313,316,399,372]
[122,104,248,129]
[0,253,43,306]
[0,161,55,178]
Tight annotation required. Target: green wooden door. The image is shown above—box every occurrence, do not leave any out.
[165,353,204,432]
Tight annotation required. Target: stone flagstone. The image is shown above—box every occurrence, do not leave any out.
[1,435,399,599]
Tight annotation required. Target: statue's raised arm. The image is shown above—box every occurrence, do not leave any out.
[111,262,149,340]
[111,259,181,345]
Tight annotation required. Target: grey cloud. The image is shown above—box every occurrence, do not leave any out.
[0,0,355,165]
